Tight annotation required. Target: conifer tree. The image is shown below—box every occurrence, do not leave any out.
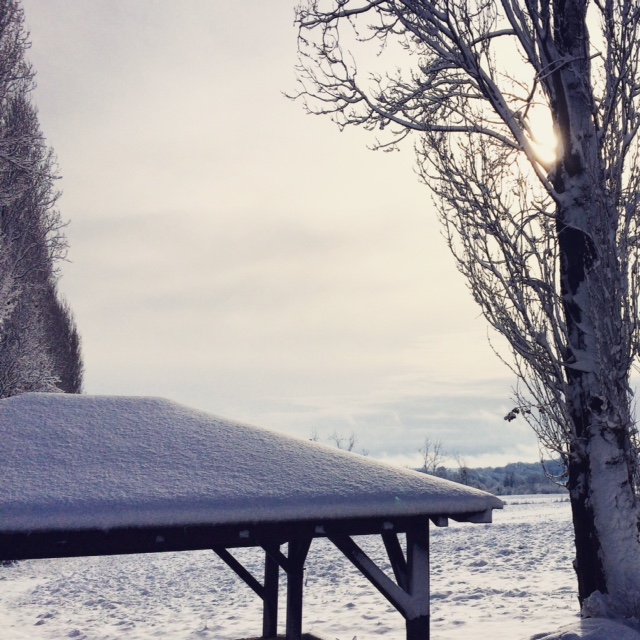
[0,0,83,397]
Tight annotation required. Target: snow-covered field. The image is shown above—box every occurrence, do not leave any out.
[0,495,600,639]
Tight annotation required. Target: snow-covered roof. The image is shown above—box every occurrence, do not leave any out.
[0,393,502,533]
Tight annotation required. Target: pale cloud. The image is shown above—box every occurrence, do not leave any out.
[21,0,542,467]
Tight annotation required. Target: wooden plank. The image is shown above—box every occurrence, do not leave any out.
[212,546,265,600]
[285,538,312,640]
[262,548,280,638]
[0,515,442,561]
[382,531,408,591]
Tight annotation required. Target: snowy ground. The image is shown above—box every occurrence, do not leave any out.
[0,495,602,639]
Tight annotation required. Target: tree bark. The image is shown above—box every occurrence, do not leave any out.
[555,163,640,606]
[556,166,640,605]
[543,0,640,606]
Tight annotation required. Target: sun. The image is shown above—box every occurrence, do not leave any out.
[526,106,558,166]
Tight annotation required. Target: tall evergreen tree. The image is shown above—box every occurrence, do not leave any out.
[41,285,83,394]
[0,0,82,397]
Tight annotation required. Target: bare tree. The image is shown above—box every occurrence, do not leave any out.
[293,0,640,611]
[329,430,358,451]
[328,429,345,449]
[419,437,445,474]
[451,451,470,486]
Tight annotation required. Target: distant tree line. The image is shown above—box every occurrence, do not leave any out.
[319,432,565,495]
[421,459,567,496]
[417,437,565,495]
[0,0,82,398]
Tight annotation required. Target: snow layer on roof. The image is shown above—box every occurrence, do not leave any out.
[0,393,502,532]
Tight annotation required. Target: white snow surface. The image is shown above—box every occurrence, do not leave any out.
[2,495,633,639]
[531,619,640,639]
[0,393,502,532]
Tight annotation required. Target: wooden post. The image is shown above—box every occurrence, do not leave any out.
[406,616,430,639]
[405,520,430,640]
[285,538,311,640]
[262,548,279,638]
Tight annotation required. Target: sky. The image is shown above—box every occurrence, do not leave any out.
[18,0,540,468]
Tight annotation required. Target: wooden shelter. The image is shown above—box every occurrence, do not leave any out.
[0,393,502,640]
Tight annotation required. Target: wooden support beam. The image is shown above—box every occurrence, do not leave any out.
[330,519,432,640]
[382,531,408,591]
[212,546,265,600]
[450,509,492,523]
[214,545,283,640]
[0,515,428,562]
[430,515,448,527]
[328,533,413,617]
[285,538,312,640]
[263,543,291,574]
[262,547,279,639]
[405,520,430,640]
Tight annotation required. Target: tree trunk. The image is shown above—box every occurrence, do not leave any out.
[566,403,640,606]
[556,179,640,606]
[566,414,640,604]
[547,0,640,608]
[567,449,606,602]
[557,189,640,606]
